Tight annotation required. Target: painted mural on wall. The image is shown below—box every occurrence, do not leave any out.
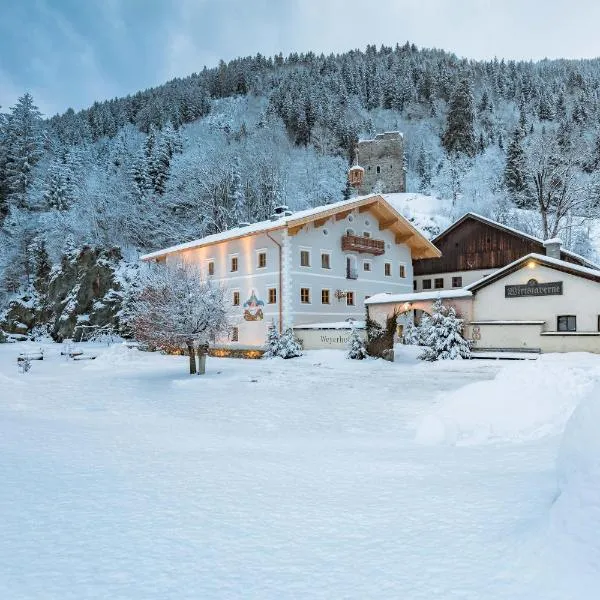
[243,290,265,321]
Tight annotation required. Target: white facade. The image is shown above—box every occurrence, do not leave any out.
[141,195,438,349]
[413,269,493,292]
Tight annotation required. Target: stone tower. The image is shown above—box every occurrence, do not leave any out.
[355,131,406,195]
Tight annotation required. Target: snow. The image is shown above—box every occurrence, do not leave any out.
[294,320,365,329]
[1,342,600,598]
[366,289,472,304]
[415,353,599,446]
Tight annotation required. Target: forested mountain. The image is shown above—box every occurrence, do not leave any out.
[2,41,600,328]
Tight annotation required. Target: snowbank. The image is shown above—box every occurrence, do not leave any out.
[552,384,600,565]
[415,355,598,445]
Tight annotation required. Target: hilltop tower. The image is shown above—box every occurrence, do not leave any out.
[352,131,406,195]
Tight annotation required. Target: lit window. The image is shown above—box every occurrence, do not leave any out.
[346,291,355,306]
[452,276,463,288]
[557,315,576,332]
[208,261,215,276]
[231,327,239,342]
[257,252,267,269]
[321,289,330,304]
[384,263,391,277]
[268,288,277,304]
[300,288,310,304]
[321,253,331,269]
[230,256,238,272]
[363,261,371,272]
[233,291,240,306]
[399,264,406,278]
[434,278,444,289]
[300,250,310,267]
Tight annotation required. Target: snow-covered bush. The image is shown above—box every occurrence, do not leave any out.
[402,320,422,345]
[347,326,367,360]
[277,328,303,359]
[263,322,280,358]
[418,299,471,361]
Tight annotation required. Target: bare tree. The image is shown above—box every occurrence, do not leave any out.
[526,132,600,240]
[128,261,231,374]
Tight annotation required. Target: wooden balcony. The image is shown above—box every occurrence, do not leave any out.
[341,234,385,256]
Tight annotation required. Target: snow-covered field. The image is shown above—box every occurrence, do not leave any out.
[1,342,599,599]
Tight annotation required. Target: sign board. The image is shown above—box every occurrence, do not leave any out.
[505,280,563,298]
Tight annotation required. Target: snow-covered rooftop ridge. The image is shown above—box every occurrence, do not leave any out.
[451,212,598,269]
[293,320,366,330]
[365,289,472,305]
[140,193,434,261]
[466,252,600,292]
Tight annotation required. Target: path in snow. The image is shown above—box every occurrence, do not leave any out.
[0,343,594,599]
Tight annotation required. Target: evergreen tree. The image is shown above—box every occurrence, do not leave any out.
[441,77,477,157]
[2,93,44,209]
[402,320,421,345]
[504,127,529,203]
[43,163,71,210]
[418,299,471,361]
[277,328,303,359]
[347,326,367,359]
[31,237,52,295]
[263,322,280,358]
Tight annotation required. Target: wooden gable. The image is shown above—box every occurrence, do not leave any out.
[414,214,586,276]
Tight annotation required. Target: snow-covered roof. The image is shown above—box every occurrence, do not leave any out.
[436,212,599,269]
[140,194,440,261]
[466,252,600,292]
[365,289,473,305]
[293,320,366,330]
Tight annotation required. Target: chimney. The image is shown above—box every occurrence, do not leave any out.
[270,205,290,221]
[543,238,563,260]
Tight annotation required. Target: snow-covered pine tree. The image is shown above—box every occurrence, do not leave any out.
[504,127,529,206]
[277,328,303,359]
[263,321,280,358]
[441,77,476,158]
[402,319,421,345]
[347,326,367,359]
[418,299,471,361]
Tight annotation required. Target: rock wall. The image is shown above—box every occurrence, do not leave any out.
[1,246,128,341]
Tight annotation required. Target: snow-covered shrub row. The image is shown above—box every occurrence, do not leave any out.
[551,383,600,566]
[415,354,599,445]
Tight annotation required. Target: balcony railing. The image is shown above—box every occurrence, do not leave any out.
[341,234,385,256]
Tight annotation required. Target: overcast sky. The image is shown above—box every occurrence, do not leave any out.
[2,0,600,116]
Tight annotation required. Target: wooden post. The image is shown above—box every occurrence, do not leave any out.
[187,342,197,375]
[197,343,209,375]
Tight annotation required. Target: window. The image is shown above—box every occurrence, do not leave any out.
[557,315,576,332]
[300,288,310,304]
[207,261,215,276]
[230,256,238,272]
[376,165,381,174]
[268,288,277,304]
[232,291,240,306]
[384,262,391,277]
[231,327,239,342]
[257,251,267,269]
[434,278,444,289]
[346,228,355,236]
[399,264,406,278]
[422,279,432,290]
[452,276,463,288]
[363,231,371,238]
[300,250,310,267]
[363,261,371,272]
[321,252,331,269]
[321,289,330,304]
[413,280,417,291]
[346,291,355,306]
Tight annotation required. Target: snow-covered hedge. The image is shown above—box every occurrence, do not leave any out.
[415,355,596,445]
[552,383,600,564]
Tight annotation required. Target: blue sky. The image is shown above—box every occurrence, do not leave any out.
[2,0,600,116]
